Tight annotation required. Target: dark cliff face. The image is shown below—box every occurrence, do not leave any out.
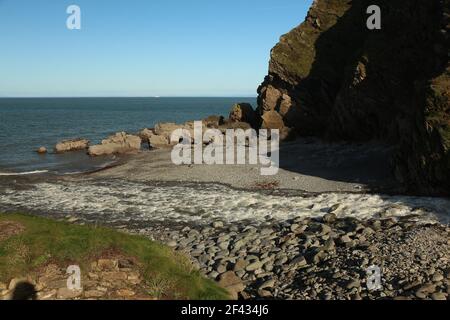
[258,0,449,195]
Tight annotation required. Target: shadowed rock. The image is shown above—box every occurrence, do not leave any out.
[257,0,449,195]
[11,282,37,300]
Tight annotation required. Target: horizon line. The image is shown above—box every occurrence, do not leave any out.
[0,95,258,99]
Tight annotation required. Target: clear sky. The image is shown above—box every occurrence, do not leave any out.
[0,0,313,97]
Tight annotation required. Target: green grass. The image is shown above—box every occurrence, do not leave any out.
[0,213,229,300]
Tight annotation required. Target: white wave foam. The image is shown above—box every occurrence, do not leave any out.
[0,170,49,176]
[0,180,449,225]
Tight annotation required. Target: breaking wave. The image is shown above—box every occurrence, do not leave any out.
[0,170,49,176]
[0,179,449,225]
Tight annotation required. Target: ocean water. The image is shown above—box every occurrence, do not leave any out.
[0,97,256,174]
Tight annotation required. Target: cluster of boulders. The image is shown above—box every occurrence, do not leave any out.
[0,257,151,300]
[137,103,263,149]
[88,132,141,156]
[36,102,268,157]
[141,214,450,300]
[256,0,450,194]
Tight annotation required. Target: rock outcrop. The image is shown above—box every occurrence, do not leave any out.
[257,0,449,195]
[88,132,141,156]
[36,147,47,154]
[229,103,259,129]
[55,139,90,153]
[203,115,225,128]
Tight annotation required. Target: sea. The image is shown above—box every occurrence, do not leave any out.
[0,98,449,226]
[0,97,256,175]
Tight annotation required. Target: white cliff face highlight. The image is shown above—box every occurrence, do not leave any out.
[0,180,448,225]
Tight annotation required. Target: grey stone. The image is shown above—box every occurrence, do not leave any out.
[246,261,264,272]
[431,292,447,300]
[290,256,308,268]
[212,221,224,229]
[233,259,248,272]
[432,273,444,282]
[346,279,361,290]
[259,279,275,290]
[199,254,212,265]
[323,213,337,223]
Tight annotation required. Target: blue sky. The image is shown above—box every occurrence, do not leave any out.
[0,0,312,97]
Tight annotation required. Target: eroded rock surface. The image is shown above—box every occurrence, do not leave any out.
[88,132,141,156]
[257,0,449,195]
[55,139,90,153]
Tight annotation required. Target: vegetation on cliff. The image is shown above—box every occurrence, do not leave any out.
[257,0,449,195]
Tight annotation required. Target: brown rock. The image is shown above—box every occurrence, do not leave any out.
[203,115,225,128]
[149,134,170,148]
[1,289,10,299]
[40,278,67,290]
[229,103,258,128]
[38,289,57,300]
[138,128,155,141]
[84,290,106,298]
[219,121,252,134]
[57,288,83,299]
[36,147,47,154]
[8,278,31,291]
[218,271,245,300]
[97,259,118,271]
[88,132,141,156]
[233,259,248,272]
[118,259,135,269]
[261,111,285,130]
[154,122,183,138]
[55,139,89,153]
[431,292,447,301]
[127,272,141,285]
[116,289,135,297]
[415,283,436,299]
[260,85,282,112]
[279,94,293,117]
[101,272,128,282]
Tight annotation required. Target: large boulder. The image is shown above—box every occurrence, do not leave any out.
[218,121,252,134]
[203,115,225,128]
[257,0,450,195]
[261,110,285,130]
[36,147,47,154]
[229,103,259,128]
[148,122,207,147]
[149,135,170,148]
[138,128,155,141]
[55,139,89,153]
[154,122,184,138]
[217,271,245,300]
[88,132,141,156]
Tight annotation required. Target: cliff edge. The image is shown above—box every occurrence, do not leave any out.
[258,0,449,195]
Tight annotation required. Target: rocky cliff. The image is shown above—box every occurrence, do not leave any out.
[258,0,449,195]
